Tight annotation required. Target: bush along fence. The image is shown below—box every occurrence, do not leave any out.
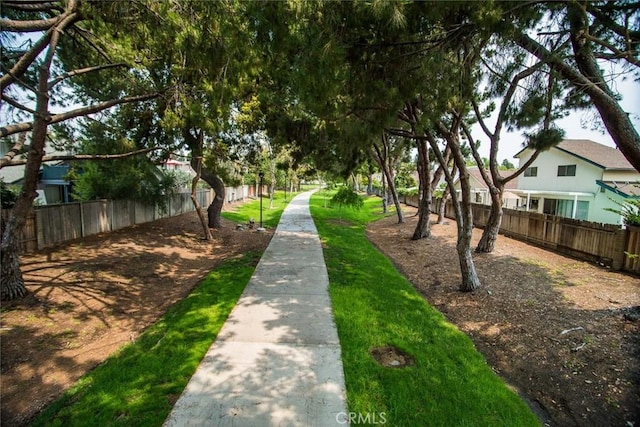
[376,191,639,275]
[1,185,253,253]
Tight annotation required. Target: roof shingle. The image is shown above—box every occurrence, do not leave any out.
[553,139,633,170]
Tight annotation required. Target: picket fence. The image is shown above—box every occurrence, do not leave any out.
[396,194,640,275]
[2,185,254,253]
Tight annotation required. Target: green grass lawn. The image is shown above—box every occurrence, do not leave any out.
[310,191,540,427]
[222,190,293,229]
[31,253,258,427]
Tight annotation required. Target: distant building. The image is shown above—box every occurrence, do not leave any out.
[453,166,520,209]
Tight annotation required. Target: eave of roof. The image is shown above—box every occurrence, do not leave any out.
[596,180,640,199]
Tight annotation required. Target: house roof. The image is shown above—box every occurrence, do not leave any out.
[515,139,635,171]
[596,180,640,198]
[466,166,518,190]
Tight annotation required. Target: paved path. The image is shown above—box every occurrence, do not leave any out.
[164,191,348,427]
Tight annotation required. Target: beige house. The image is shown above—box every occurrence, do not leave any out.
[453,166,520,209]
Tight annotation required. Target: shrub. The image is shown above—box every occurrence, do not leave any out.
[331,186,364,213]
[605,197,640,226]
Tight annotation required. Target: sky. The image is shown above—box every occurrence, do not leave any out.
[473,74,640,164]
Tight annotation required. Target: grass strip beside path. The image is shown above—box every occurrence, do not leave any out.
[32,253,259,427]
[222,190,292,229]
[310,192,540,427]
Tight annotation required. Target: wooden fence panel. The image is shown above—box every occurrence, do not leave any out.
[38,203,82,247]
[623,227,640,273]
[1,209,37,253]
[111,200,135,231]
[134,202,156,225]
[82,200,110,236]
[439,201,634,273]
[197,189,212,207]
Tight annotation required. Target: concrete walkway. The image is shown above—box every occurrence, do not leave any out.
[164,191,348,427]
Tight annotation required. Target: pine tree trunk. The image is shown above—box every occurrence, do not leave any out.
[205,175,225,229]
[476,188,504,253]
[457,173,481,292]
[186,130,225,230]
[189,156,213,240]
[457,234,481,292]
[412,140,431,240]
[386,173,404,224]
[437,187,449,224]
[430,121,481,292]
[1,232,27,300]
[1,8,69,300]
[373,139,404,224]
[381,171,388,213]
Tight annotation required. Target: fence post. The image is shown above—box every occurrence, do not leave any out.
[79,201,85,238]
[35,207,44,251]
[612,228,628,271]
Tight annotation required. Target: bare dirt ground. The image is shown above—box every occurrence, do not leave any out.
[367,206,640,427]
[0,207,272,426]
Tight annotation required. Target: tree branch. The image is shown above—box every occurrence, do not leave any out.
[0,93,160,138]
[385,127,429,141]
[0,147,171,169]
[584,33,640,68]
[471,98,494,140]
[2,2,63,13]
[0,16,61,32]
[0,9,81,93]
[0,133,28,166]
[0,31,53,93]
[460,119,495,187]
[586,4,640,42]
[48,62,128,90]
[1,94,37,115]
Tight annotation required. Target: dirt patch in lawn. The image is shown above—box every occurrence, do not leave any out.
[367,207,639,427]
[0,207,273,426]
[370,345,415,368]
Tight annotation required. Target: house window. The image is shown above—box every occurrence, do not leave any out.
[475,192,482,203]
[543,198,589,220]
[524,167,537,177]
[576,201,589,220]
[543,198,558,215]
[557,164,576,176]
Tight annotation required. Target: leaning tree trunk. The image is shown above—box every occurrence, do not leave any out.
[475,185,504,253]
[203,171,225,229]
[380,170,388,213]
[456,170,481,292]
[437,192,448,224]
[190,156,213,240]
[185,129,225,230]
[437,161,456,224]
[1,9,68,300]
[412,139,431,240]
[457,228,481,292]
[430,121,481,292]
[373,141,404,224]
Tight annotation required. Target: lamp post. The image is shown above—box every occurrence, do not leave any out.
[258,171,265,231]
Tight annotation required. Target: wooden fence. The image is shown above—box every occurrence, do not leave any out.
[2,185,252,253]
[395,193,639,275]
